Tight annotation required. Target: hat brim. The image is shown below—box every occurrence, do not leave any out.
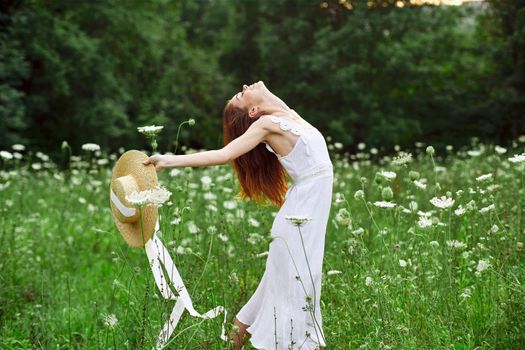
[110,150,159,248]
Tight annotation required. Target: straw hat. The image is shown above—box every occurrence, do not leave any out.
[109,150,158,248]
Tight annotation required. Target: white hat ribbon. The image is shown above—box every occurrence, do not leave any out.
[111,189,228,349]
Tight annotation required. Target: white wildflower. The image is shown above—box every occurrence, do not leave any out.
[147,185,172,207]
[446,240,466,249]
[200,175,212,187]
[327,270,342,276]
[36,151,49,161]
[408,201,418,212]
[373,201,396,208]
[413,179,427,190]
[0,151,13,160]
[494,145,507,154]
[125,189,151,207]
[247,233,263,245]
[248,217,260,227]
[187,221,199,234]
[365,276,373,286]
[218,233,229,242]
[357,142,366,150]
[82,143,100,152]
[103,313,118,329]
[223,200,238,210]
[334,192,346,204]
[335,208,351,226]
[430,196,454,209]
[399,259,407,267]
[417,216,433,229]
[475,259,491,275]
[137,125,164,136]
[354,190,364,200]
[11,144,25,151]
[508,153,525,164]
[203,192,217,201]
[391,152,412,166]
[378,170,397,180]
[429,241,440,247]
[467,149,483,157]
[475,173,493,182]
[417,210,432,217]
[460,288,472,299]
[479,204,495,214]
[285,215,312,227]
[352,227,365,236]
[170,168,182,177]
[454,206,466,216]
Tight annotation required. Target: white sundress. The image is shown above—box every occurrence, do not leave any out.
[236,112,334,350]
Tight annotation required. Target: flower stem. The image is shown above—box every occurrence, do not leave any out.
[297,226,324,346]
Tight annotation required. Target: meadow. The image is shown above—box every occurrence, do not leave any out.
[1,137,524,349]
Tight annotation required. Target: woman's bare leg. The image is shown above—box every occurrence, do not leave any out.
[230,317,251,349]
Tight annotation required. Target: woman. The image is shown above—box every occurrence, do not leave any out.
[144,81,333,350]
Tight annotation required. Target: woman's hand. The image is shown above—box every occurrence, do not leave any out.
[142,154,173,173]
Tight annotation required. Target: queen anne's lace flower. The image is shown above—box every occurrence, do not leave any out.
[373,201,396,208]
[430,196,454,209]
[285,215,312,227]
[391,152,413,166]
[103,313,118,329]
[476,259,491,274]
[125,185,171,208]
[494,145,507,154]
[479,204,495,214]
[125,189,152,207]
[12,144,25,151]
[327,270,342,276]
[0,151,13,160]
[148,185,172,207]
[365,276,373,286]
[476,173,493,182]
[137,125,164,136]
[378,170,397,180]
[417,216,433,229]
[413,179,427,190]
[446,240,466,249]
[508,153,525,164]
[82,143,100,152]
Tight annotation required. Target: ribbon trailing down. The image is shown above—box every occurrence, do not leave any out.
[144,219,228,349]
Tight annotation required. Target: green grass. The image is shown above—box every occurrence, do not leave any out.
[1,140,524,349]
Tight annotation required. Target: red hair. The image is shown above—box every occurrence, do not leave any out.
[222,102,288,208]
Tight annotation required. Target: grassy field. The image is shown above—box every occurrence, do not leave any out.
[1,138,524,349]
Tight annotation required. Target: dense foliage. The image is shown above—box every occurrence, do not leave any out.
[1,0,524,156]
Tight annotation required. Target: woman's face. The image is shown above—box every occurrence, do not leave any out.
[228,81,269,116]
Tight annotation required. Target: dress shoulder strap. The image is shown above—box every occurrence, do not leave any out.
[268,115,302,136]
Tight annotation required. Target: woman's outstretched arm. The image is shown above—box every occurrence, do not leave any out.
[143,117,271,172]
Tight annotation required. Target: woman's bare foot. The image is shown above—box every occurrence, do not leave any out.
[230,317,251,349]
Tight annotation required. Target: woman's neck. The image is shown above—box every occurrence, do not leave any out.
[259,103,291,116]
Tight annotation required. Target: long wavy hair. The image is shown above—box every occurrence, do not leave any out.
[222,102,288,208]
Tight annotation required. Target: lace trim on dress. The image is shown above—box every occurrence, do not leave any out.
[263,115,315,158]
[269,115,303,136]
